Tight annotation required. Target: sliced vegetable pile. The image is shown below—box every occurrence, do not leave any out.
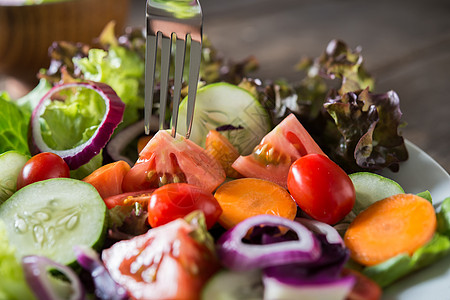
[1,22,449,300]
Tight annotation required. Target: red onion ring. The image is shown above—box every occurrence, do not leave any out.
[21,255,85,300]
[216,215,321,271]
[295,217,344,246]
[30,81,125,170]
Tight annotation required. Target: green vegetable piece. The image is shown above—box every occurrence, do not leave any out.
[0,221,36,300]
[201,269,263,300]
[15,78,52,117]
[363,233,450,288]
[69,151,103,180]
[0,93,30,156]
[417,190,432,203]
[437,197,450,236]
[74,47,145,129]
[0,151,30,204]
[0,178,107,266]
[176,82,272,155]
[39,86,106,150]
[363,254,411,288]
[349,172,404,216]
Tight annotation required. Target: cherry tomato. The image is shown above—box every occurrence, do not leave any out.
[17,152,70,190]
[148,183,222,229]
[287,154,355,225]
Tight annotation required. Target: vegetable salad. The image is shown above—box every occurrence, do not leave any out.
[1,23,449,300]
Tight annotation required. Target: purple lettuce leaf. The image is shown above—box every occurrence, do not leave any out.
[324,88,408,172]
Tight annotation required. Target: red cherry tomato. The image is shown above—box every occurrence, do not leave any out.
[287,154,355,225]
[148,183,222,229]
[17,152,70,190]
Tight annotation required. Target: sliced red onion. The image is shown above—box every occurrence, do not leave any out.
[295,217,344,246]
[263,272,355,300]
[73,246,128,300]
[30,81,125,170]
[21,255,85,300]
[216,215,320,271]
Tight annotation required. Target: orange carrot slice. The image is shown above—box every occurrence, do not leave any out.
[205,130,242,179]
[83,160,131,199]
[344,193,436,266]
[214,178,297,229]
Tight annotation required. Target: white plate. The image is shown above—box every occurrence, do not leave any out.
[379,140,450,300]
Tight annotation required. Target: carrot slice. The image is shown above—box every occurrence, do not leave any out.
[214,178,297,229]
[205,130,242,179]
[83,160,131,199]
[137,135,152,154]
[344,194,436,266]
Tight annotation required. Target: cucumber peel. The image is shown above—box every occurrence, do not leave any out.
[0,151,29,204]
[0,178,107,266]
[349,172,405,215]
[175,83,271,155]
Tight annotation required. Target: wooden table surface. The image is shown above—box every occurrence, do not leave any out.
[139,0,450,172]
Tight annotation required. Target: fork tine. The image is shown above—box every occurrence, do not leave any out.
[144,33,158,135]
[185,39,202,139]
[159,33,172,130]
[171,36,187,138]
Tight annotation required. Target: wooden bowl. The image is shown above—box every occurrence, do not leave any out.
[0,0,130,90]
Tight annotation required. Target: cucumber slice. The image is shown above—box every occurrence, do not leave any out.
[201,269,264,300]
[0,178,107,265]
[350,172,405,215]
[176,83,271,155]
[0,151,29,204]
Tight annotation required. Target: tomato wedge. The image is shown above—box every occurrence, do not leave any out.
[232,114,325,188]
[102,214,220,300]
[103,189,156,209]
[122,130,226,193]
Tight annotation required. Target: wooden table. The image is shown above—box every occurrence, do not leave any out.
[135,0,450,172]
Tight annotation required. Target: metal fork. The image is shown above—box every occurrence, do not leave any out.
[144,0,203,138]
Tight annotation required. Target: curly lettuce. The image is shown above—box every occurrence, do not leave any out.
[325,88,408,172]
[74,46,144,128]
[245,39,407,173]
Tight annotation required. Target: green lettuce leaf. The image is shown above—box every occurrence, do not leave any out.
[40,87,106,150]
[74,47,144,128]
[362,233,450,288]
[417,190,433,203]
[437,197,450,236]
[15,78,52,118]
[0,93,30,156]
[0,221,36,300]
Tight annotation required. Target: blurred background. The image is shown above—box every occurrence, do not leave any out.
[1,0,449,172]
[129,0,450,171]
